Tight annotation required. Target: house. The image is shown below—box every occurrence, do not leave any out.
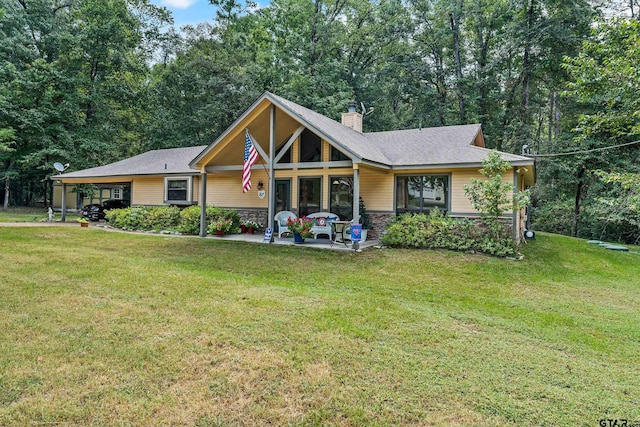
[53,91,535,239]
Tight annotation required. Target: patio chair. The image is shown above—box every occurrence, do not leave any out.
[274,210,297,238]
[306,211,340,239]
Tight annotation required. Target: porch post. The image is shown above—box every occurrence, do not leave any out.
[199,173,207,237]
[352,165,360,223]
[267,105,276,237]
[61,183,67,222]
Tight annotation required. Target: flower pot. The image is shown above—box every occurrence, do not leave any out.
[240,224,247,233]
[215,229,224,236]
[80,222,89,228]
[293,232,305,244]
[247,227,255,234]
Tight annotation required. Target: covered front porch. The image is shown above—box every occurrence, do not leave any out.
[191,93,371,238]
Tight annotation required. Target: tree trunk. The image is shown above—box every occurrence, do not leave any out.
[3,175,9,210]
[519,0,536,147]
[309,0,320,77]
[554,93,561,139]
[449,0,466,123]
[571,168,585,237]
[548,92,553,146]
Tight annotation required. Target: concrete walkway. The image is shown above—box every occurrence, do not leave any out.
[0,221,78,227]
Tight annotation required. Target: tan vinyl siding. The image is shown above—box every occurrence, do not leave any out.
[360,167,394,211]
[451,168,514,214]
[192,175,200,203]
[132,176,164,205]
[206,169,270,208]
[53,185,78,209]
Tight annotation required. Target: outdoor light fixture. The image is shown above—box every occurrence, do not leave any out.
[257,180,264,190]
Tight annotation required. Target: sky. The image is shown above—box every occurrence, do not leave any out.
[150,0,268,29]
[150,0,218,28]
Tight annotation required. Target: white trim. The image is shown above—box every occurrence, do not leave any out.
[164,176,193,204]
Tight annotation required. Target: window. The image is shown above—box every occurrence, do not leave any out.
[165,177,191,203]
[299,129,321,162]
[276,138,292,163]
[396,174,449,213]
[298,177,321,217]
[330,176,353,220]
[330,146,349,161]
[112,187,122,200]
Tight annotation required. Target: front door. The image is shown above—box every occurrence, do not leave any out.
[275,179,291,212]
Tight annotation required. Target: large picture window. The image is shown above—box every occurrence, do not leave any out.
[330,176,353,220]
[165,177,191,203]
[298,177,321,217]
[396,174,449,213]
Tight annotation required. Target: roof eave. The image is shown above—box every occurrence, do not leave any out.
[51,171,200,181]
[389,159,535,170]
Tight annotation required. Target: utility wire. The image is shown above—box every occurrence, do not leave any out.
[529,139,640,158]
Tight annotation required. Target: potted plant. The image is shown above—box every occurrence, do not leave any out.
[77,217,90,228]
[286,217,314,243]
[244,220,261,234]
[207,218,232,236]
[358,197,372,242]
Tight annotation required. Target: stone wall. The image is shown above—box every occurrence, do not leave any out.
[235,208,269,227]
[366,212,395,240]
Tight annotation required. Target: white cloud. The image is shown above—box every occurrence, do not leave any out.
[161,0,198,9]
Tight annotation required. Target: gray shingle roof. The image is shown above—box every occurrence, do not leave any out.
[268,93,533,167]
[267,93,391,165]
[58,93,533,181]
[366,126,531,166]
[55,146,206,179]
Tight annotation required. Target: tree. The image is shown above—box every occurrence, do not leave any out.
[551,17,640,240]
[464,151,530,239]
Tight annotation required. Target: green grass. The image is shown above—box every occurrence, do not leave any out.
[0,207,80,223]
[0,229,638,426]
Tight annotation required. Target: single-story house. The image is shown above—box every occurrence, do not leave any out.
[53,91,535,239]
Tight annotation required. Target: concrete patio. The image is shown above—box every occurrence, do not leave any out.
[207,232,379,252]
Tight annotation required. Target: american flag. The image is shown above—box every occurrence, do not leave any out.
[242,130,259,193]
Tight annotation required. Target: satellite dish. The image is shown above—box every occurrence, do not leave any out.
[54,162,65,172]
[360,102,374,116]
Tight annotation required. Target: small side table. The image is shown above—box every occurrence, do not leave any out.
[330,221,351,247]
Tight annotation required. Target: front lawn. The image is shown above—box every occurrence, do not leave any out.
[0,208,79,223]
[0,228,638,426]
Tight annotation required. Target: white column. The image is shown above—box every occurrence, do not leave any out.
[61,183,67,222]
[268,105,276,236]
[352,166,360,223]
[199,173,207,237]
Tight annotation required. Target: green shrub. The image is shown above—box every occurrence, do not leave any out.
[381,209,519,257]
[107,205,244,235]
[105,206,179,231]
[177,205,202,235]
[105,206,148,230]
[177,205,242,235]
[140,206,180,231]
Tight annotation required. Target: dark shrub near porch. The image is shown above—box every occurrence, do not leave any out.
[381,209,519,257]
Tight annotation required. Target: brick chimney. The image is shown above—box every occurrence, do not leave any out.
[341,101,362,132]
